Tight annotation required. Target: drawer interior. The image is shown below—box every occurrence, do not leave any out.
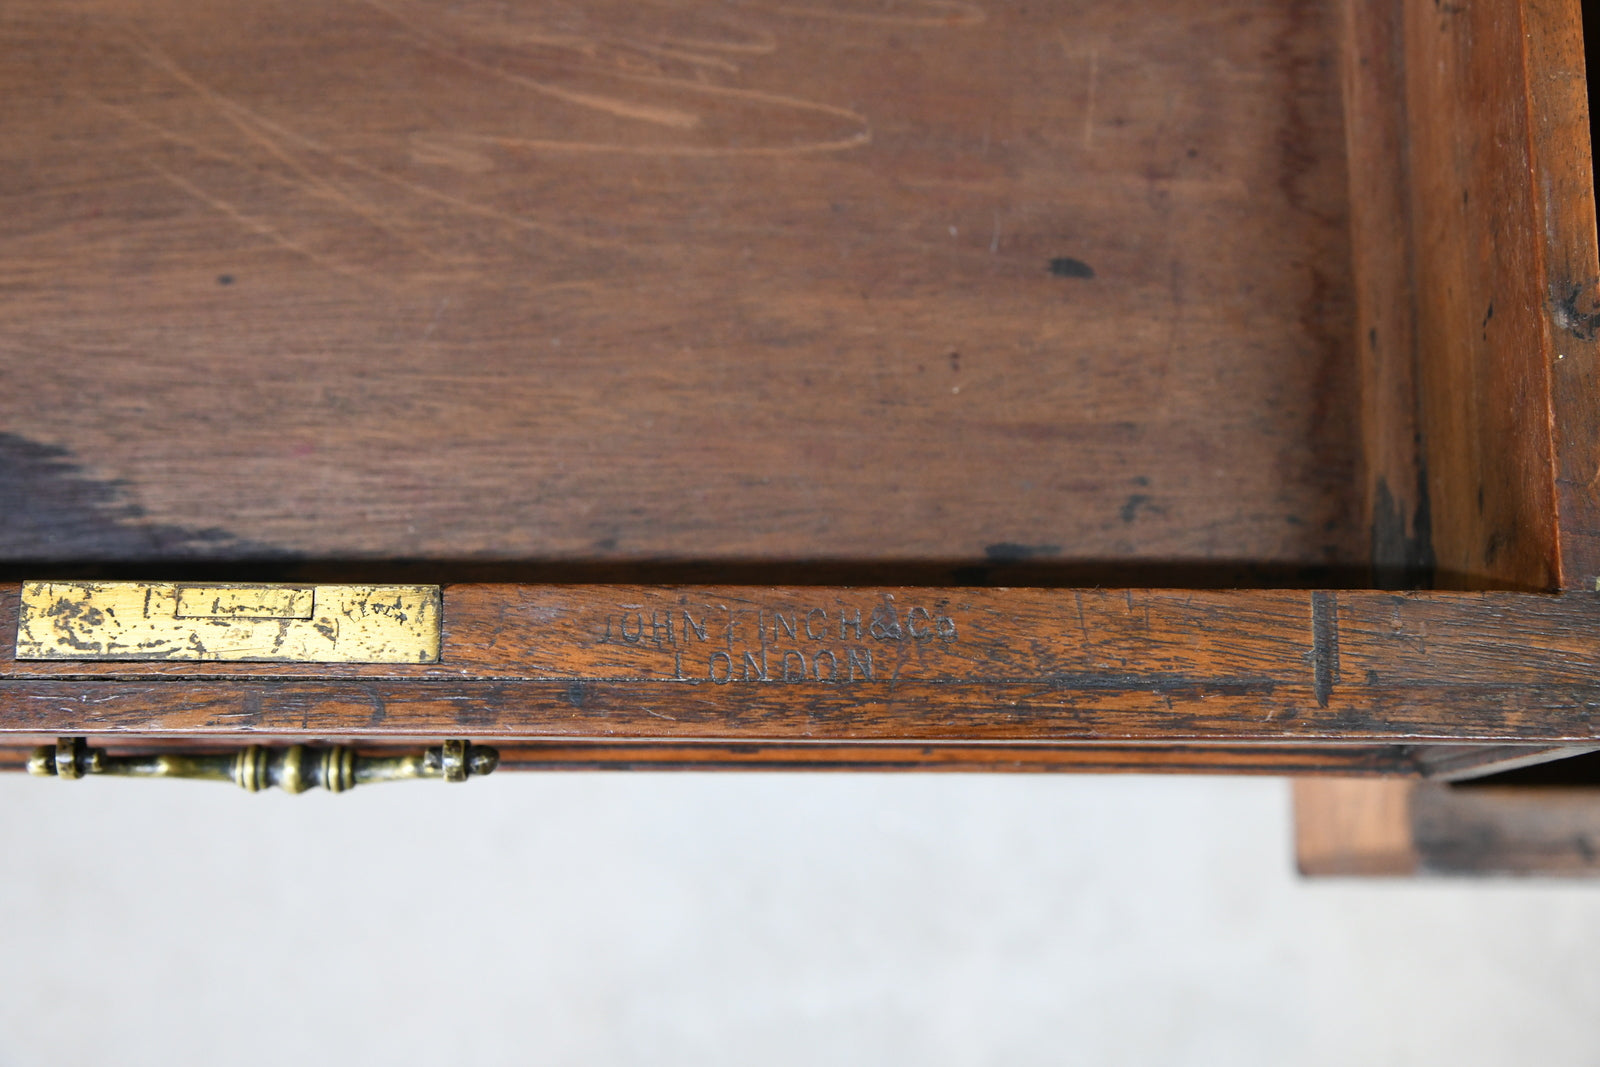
[0,0,1586,590]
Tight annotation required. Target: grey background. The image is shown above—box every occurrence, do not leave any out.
[2,774,1597,1065]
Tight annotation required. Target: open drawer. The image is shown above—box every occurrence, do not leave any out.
[3,0,1600,830]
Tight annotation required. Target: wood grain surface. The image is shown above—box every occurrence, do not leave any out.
[1526,0,1600,589]
[0,0,1361,573]
[1353,0,1600,591]
[6,584,1600,746]
[1341,0,1432,589]
[1404,0,1562,591]
[1295,778,1418,875]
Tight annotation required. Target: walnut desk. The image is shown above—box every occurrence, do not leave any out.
[3,0,1599,875]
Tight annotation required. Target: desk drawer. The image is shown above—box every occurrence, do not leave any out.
[2,0,1597,781]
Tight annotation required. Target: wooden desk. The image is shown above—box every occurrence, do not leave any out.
[3,0,1599,874]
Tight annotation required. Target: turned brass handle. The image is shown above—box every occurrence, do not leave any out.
[28,738,499,794]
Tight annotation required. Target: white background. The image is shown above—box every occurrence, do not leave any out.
[2,773,1597,1065]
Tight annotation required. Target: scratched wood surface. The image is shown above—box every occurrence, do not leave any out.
[6,584,1600,745]
[0,0,1361,575]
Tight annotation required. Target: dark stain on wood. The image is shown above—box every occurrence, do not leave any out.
[1370,467,1436,589]
[982,543,1063,562]
[1551,279,1600,342]
[1411,784,1600,875]
[1119,495,1162,524]
[1310,591,1339,708]
[0,433,292,564]
[1047,257,1095,279]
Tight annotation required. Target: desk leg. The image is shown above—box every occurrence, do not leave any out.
[1296,775,1600,877]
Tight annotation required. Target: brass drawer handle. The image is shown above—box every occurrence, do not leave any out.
[28,738,499,793]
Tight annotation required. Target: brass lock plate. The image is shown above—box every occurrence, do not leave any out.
[14,582,441,663]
